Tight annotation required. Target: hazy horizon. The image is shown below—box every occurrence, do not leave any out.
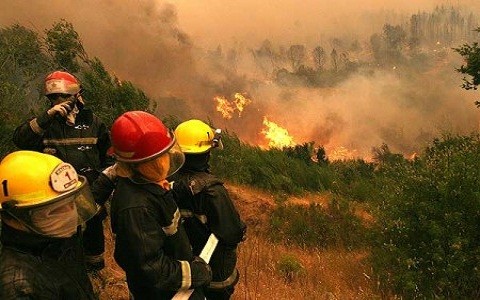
[2,0,480,159]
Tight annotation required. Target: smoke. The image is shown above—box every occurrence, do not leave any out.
[253,65,479,158]
[175,0,480,48]
[1,0,480,158]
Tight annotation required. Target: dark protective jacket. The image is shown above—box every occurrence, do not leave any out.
[110,177,210,300]
[171,170,247,297]
[0,223,95,300]
[13,108,112,183]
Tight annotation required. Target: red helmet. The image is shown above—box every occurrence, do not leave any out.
[44,71,81,95]
[110,111,181,163]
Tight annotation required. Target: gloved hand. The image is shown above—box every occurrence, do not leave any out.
[101,164,118,182]
[47,101,74,118]
[190,256,212,288]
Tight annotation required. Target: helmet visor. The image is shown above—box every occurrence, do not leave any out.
[4,176,99,237]
[166,140,185,177]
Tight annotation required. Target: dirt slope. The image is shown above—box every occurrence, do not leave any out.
[90,183,378,299]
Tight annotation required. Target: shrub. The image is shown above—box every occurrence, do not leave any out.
[330,159,378,202]
[277,254,305,283]
[269,197,366,249]
[371,134,480,299]
[211,132,334,195]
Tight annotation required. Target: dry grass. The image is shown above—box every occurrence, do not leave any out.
[90,183,379,299]
[89,220,129,300]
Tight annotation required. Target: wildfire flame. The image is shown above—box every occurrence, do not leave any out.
[233,93,251,116]
[327,146,358,161]
[213,93,365,160]
[214,93,252,119]
[215,96,235,119]
[261,117,295,149]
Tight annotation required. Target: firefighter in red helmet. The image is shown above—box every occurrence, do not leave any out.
[109,111,212,299]
[13,70,113,271]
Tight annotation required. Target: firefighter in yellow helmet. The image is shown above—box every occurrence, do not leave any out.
[169,119,247,300]
[0,151,98,299]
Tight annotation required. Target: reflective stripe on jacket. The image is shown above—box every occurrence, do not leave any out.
[110,177,208,299]
[13,108,112,183]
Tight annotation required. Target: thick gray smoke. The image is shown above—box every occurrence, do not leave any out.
[2,0,480,159]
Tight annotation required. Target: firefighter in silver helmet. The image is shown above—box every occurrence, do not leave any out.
[13,70,113,271]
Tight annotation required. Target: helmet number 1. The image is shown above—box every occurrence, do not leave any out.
[51,163,78,192]
[2,179,8,197]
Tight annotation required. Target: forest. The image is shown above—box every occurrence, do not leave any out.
[1,4,480,299]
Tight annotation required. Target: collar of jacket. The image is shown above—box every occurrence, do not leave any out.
[0,222,78,256]
[123,176,170,196]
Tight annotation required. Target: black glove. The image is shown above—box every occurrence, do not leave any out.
[190,256,212,288]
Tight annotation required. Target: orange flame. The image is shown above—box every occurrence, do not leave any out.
[261,117,295,149]
[327,146,358,161]
[233,93,251,116]
[214,93,252,119]
[214,96,234,119]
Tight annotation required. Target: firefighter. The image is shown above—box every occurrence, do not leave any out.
[0,150,98,299]
[108,111,212,299]
[170,119,247,300]
[12,70,112,271]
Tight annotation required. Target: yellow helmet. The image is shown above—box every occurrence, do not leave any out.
[174,119,222,154]
[1,151,66,206]
[0,151,98,232]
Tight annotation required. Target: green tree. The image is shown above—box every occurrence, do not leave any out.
[312,46,327,71]
[44,19,89,72]
[287,44,306,71]
[0,20,155,158]
[0,24,48,84]
[81,58,152,126]
[383,24,407,63]
[372,134,480,298]
[0,24,49,157]
[454,28,480,107]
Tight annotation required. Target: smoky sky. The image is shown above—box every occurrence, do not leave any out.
[174,0,480,48]
[2,0,480,159]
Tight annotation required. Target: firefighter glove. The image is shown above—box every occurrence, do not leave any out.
[190,256,212,288]
[102,164,118,182]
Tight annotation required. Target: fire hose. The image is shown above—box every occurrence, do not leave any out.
[172,233,219,300]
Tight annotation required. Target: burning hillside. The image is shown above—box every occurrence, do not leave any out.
[2,1,480,161]
[213,92,365,160]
